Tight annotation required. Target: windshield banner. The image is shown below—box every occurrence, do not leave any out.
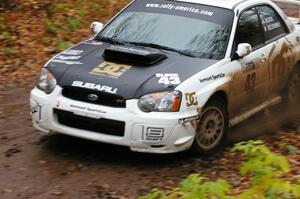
[126,0,233,26]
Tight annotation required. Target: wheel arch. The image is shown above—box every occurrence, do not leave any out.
[294,60,300,70]
[207,90,228,107]
[284,60,300,91]
[192,89,229,154]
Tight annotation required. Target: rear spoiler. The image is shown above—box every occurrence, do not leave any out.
[273,0,300,24]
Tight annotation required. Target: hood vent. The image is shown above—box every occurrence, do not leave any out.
[103,45,167,66]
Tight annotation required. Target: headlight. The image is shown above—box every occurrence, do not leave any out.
[138,91,182,112]
[37,68,57,94]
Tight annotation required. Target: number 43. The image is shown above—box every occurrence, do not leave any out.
[244,72,256,92]
[158,76,181,85]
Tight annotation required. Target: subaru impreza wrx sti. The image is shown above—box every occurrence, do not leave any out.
[30,0,300,154]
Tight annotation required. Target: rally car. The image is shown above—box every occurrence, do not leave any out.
[30,0,300,154]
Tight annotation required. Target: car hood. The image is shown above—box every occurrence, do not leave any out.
[46,40,218,99]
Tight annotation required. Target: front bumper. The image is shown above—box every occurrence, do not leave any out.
[30,86,197,153]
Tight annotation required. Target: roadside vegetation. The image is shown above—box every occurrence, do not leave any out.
[140,140,300,199]
[0,0,129,86]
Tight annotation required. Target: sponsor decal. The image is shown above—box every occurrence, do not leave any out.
[244,72,256,93]
[72,81,118,94]
[242,61,256,73]
[156,73,181,85]
[90,61,131,79]
[70,104,107,114]
[83,39,103,46]
[51,59,82,65]
[179,115,200,125]
[261,16,280,31]
[143,128,164,142]
[56,55,81,60]
[260,15,281,32]
[266,22,281,31]
[185,92,198,107]
[264,16,274,23]
[199,73,225,83]
[51,54,82,65]
[61,50,83,55]
[145,3,214,16]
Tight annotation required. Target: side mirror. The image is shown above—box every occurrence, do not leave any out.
[236,43,252,58]
[90,21,104,35]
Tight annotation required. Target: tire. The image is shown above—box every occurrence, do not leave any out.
[191,97,229,155]
[284,67,300,106]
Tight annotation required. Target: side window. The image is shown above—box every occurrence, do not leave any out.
[236,8,264,49]
[257,6,287,41]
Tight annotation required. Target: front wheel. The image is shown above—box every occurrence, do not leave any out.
[191,98,229,154]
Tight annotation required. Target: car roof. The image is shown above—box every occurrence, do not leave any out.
[175,0,249,9]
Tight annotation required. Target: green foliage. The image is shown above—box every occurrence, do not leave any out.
[179,175,232,199]
[140,140,300,199]
[67,17,80,32]
[293,183,300,198]
[56,39,73,52]
[45,19,65,35]
[232,140,290,182]
[2,31,14,46]
[139,174,233,199]
[49,4,65,14]
[77,9,87,17]
[4,48,17,57]
[45,19,58,35]
[90,2,101,12]
[286,145,298,154]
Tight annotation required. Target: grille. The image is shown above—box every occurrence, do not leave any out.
[62,87,126,108]
[54,109,125,137]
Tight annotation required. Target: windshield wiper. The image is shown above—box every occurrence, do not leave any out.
[127,42,196,57]
[94,38,196,57]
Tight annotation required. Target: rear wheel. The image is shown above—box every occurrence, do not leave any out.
[192,98,228,154]
[284,67,300,106]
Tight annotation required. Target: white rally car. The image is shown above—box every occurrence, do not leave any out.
[30,0,300,154]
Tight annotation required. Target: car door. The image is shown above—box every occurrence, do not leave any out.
[256,5,294,97]
[230,7,270,116]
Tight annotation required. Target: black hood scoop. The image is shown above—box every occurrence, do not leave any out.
[103,45,167,66]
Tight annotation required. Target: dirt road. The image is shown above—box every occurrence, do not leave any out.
[1,83,300,199]
[1,3,300,199]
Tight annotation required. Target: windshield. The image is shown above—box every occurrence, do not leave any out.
[97,0,234,60]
